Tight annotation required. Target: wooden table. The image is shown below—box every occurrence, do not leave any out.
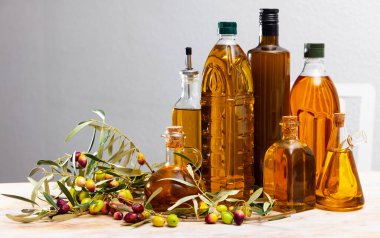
[1,172,379,238]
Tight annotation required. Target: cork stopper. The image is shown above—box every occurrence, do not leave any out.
[281,116,299,139]
[163,126,185,148]
[334,113,345,127]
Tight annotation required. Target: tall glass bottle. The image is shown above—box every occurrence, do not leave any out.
[316,113,365,211]
[290,43,340,179]
[172,47,201,157]
[263,116,316,212]
[201,22,254,199]
[247,9,290,187]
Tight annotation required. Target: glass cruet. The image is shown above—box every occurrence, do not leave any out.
[316,113,365,211]
[144,126,202,212]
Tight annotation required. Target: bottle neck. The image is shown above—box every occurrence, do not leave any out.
[282,126,298,140]
[259,23,279,45]
[259,35,279,45]
[165,147,184,166]
[175,74,201,109]
[300,58,327,77]
[328,125,349,151]
[217,34,237,45]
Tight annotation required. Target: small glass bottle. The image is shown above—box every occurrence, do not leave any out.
[172,47,201,157]
[316,113,365,211]
[290,43,340,180]
[144,126,202,212]
[263,116,316,212]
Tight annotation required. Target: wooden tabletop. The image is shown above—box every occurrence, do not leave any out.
[1,172,379,238]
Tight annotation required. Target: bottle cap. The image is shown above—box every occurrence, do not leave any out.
[260,9,279,36]
[304,43,325,58]
[218,22,237,35]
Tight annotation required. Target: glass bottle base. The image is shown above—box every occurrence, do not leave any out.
[316,196,364,212]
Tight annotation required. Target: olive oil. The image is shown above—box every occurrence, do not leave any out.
[172,108,201,153]
[201,22,254,199]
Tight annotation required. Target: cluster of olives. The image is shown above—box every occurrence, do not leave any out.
[204,204,251,226]
[151,214,179,228]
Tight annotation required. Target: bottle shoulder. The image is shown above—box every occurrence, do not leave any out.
[248,45,289,55]
[266,139,314,155]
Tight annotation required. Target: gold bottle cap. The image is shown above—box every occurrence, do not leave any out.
[164,126,185,148]
[334,113,345,127]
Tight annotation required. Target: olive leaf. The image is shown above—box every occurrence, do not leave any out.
[198,194,213,206]
[167,194,199,211]
[92,109,105,121]
[6,212,52,223]
[157,178,196,188]
[64,120,93,142]
[192,198,199,220]
[263,202,270,212]
[31,176,48,205]
[247,188,263,205]
[186,164,194,180]
[37,160,60,168]
[145,187,162,206]
[28,167,46,177]
[213,190,240,203]
[87,128,97,153]
[42,192,59,210]
[57,181,76,206]
[1,194,39,206]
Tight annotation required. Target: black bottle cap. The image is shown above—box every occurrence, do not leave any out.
[304,43,325,58]
[218,22,237,35]
[186,47,192,56]
[260,9,279,36]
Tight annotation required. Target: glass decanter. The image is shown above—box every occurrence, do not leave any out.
[316,113,365,211]
[263,116,316,212]
[144,126,202,212]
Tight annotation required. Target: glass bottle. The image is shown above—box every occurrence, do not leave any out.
[290,43,340,180]
[316,113,365,211]
[172,47,201,159]
[263,116,316,212]
[201,22,254,199]
[144,126,202,212]
[247,9,290,187]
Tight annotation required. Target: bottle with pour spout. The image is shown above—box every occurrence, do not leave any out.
[172,47,201,159]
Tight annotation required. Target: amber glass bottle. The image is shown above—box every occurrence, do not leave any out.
[290,43,340,179]
[316,113,365,211]
[247,9,290,187]
[144,126,202,212]
[201,22,254,199]
[263,116,316,212]
[172,47,201,157]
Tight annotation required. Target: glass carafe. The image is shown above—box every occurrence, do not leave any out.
[201,22,254,199]
[316,113,365,211]
[263,116,316,212]
[144,126,202,212]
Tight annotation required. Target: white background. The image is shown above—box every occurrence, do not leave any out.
[0,0,379,182]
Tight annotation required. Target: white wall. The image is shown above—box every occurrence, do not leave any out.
[1,0,379,182]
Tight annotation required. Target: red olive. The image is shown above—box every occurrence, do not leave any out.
[113,211,123,220]
[124,212,138,223]
[131,203,144,214]
[233,210,245,225]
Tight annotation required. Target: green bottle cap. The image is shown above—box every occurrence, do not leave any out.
[304,43,324,58]
[218,22,237,35]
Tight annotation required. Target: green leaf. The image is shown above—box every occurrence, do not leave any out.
[85,158,96,176]
[37,160,60,168]
[226,198,240,202]
[52,214,78,222]
[157,178,196,187]
[57,181,76,206]
[87,128,97,153]
[168,194,198,211]
[102,184,126,193]
[192,198,199,220]
[65,120,93,142]
[42,192,59,210]
[107,134,115,156]
[84,153,108,164]
[6,212,52,223]
[92,109,105,121]
[1,194,39,206]
[247,188,263,205]
[145,187,162,206]
[199,194,213,206]
[213,190,240,203]
[186,164,194,180]
[31,176,47,205]
[173,152,201,171]
[263,202,270,212]
[28,167,46,177]
[264,191,274,205]
[114,167,141,177]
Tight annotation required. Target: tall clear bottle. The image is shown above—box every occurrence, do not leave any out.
[290,44,340,179]
[264,116,316,212]
[247,9,290,187]
[172,47,201,157]
[201,22,254,199]
[316,113,365,211]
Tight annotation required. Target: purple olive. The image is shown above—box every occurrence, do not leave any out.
[113,211,123,220]
[58,203,70,214]
[131,203,144,214]
[74,151,81,161]
[136,213,145,222]
[124,212,138,223]
[56,198,67,208]
[233,210,245,225]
